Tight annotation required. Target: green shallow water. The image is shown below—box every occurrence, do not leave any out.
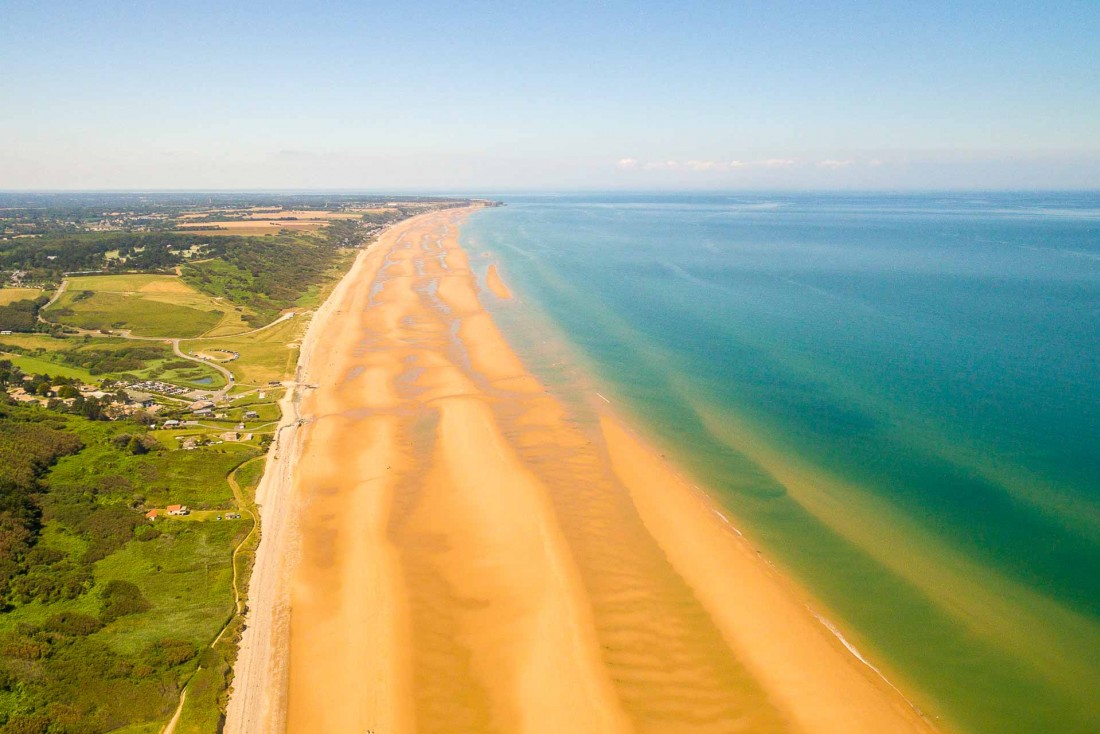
[462,193,1100,734]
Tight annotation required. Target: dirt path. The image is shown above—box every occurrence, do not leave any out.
[162,454,264,729]
[226,457,263,615]
[160,688,187,734]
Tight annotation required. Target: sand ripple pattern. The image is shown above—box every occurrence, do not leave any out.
[281,209,937,734]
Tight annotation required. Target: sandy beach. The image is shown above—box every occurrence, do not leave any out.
[229,207,938,733]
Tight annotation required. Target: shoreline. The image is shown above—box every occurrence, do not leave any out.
[223,215,416,733]
[232,206,937,733]
[598,413,934,731]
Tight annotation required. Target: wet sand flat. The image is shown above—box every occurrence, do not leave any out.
[281,207,937,733]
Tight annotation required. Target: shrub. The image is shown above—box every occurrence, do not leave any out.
[43,612,103,637]
[0,633,48,660]
[77,505,141,563]
[98,579,151,622]
[149,638,197,668]
[0,713,51,734]
[133,524,160,542]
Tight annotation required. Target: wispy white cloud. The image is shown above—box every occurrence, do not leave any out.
[759,158,798,168]
[617,157,876,173]
[635,158,801,172]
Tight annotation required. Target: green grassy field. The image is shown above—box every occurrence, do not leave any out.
[93,521,245,655]
[44,274,253,339]
[0,334,224,388]
[0,519,246,731]
[0,227,364,732]
[0,332,76,352]
[182,315,306,386]
[0,405,262,733]
[1,351,95,380]
[0,287,44,305]
[46,434,256,510]
[233,458,266,499]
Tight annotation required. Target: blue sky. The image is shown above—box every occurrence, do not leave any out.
[1,0,1098,190]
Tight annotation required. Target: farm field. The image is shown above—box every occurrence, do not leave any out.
[0,332,74,352]
[174,221,326,236]
[0,332,75,351]
[177,208,364,221]
[0,286,44,305]
[44,274,254,338]
[239,209,362,220]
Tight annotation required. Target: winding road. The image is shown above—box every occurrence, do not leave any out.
[37,280,304,400]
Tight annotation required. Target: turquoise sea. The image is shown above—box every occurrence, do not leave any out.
[462,193,1100,734]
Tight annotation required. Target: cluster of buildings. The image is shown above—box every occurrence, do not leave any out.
[117,378,195,397]
[4,380,159,419]
[84,212,172,232]
[145,505,244,521]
